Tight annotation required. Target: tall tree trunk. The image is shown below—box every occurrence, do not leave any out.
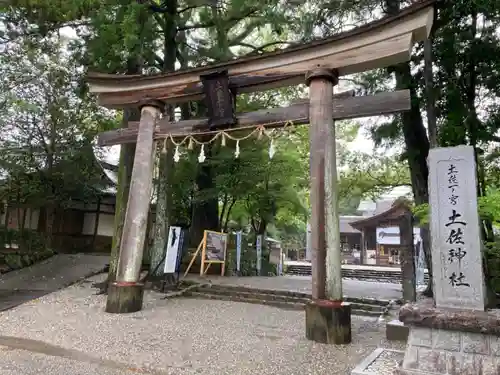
[188,1,232,245]
[190,157,220,245]
[386,0,432,296]
[424,38,437,148]
[149,0,177,279]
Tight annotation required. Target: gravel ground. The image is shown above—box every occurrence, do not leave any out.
[0,346,139,375]
[0,274,405,375]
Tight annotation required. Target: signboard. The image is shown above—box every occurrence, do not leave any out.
[256,235,262,275]
[163,226,183,274]
[376,227,421,245]
[203,230,227,261]
[183,230,228,277]
[376,226,400,245]
[236,231,242,273]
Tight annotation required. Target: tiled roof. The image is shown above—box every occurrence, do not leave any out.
[339,216,365,234]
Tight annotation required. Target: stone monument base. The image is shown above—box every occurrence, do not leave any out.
[105,281,145,314]
[351,348,404,375]
[305,299,352,344]
[386,319,409,342]
[396,299,500,375]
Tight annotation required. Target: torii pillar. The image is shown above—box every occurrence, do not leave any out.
[106,101,163,314]
[305,69,352,344]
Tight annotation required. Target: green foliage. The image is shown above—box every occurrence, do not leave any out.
[225,232,276,276]
[412,203,429,225]
[414,189,500,227]
[0,36,117,210]
[484,241,500,295]
[0,227,51,253]
[339,151,411,201]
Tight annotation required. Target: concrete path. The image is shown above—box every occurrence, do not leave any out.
[0,254,108,311]
[284,261,429,273]
[185,275,403,301]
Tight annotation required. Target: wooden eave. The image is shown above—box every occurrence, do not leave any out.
[87,0,435,109]
[350,200,411,229]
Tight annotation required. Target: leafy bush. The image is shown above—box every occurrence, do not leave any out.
[0,228,48,253]
[484,241,500,294]
[225,232,277,276]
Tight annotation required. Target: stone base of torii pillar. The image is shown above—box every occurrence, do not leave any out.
[305,300,352,344]
[106,282,145,314]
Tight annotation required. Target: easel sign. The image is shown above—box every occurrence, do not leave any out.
[183,230,227,277]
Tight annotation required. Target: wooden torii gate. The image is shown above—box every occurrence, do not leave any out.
[87,0,434,345]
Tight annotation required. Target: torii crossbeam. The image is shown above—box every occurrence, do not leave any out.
[87,0,434,345]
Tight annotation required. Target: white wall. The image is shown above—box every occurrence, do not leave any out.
[1,208,39,230]
[28,209,40,230]
[82,213,115,237]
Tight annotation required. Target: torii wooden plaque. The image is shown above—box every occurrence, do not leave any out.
[87,0,434,345]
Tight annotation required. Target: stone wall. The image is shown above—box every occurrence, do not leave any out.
[52,234,112,253]
[400,327,500,375]
[0,248,54,273]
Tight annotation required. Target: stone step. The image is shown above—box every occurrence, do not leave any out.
[197,283,393,307]
[285,265,430,283]
[194,286,387,313]
[195,286,310,304]
[185,292,385,317]
[186,291,306,311]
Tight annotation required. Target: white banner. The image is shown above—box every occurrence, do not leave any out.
[256,235,262,274]
[164,226,182,274]
[236,231,242,272]
[305,223,312,261]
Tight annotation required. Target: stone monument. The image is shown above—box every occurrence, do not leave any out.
[397,145,500,375]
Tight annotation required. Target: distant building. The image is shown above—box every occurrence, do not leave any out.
[0,161,130,253]
[304,193,420,266]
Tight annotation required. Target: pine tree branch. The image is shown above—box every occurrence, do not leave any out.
[153,12,166,32]
[232,40,294,55]
[179,4,208,13]
[178,7,259,31]
[155,54,164,67]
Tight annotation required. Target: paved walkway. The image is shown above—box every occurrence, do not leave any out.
[185,275,403,301]
[284,261,429,272]
[0,254,109,311]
